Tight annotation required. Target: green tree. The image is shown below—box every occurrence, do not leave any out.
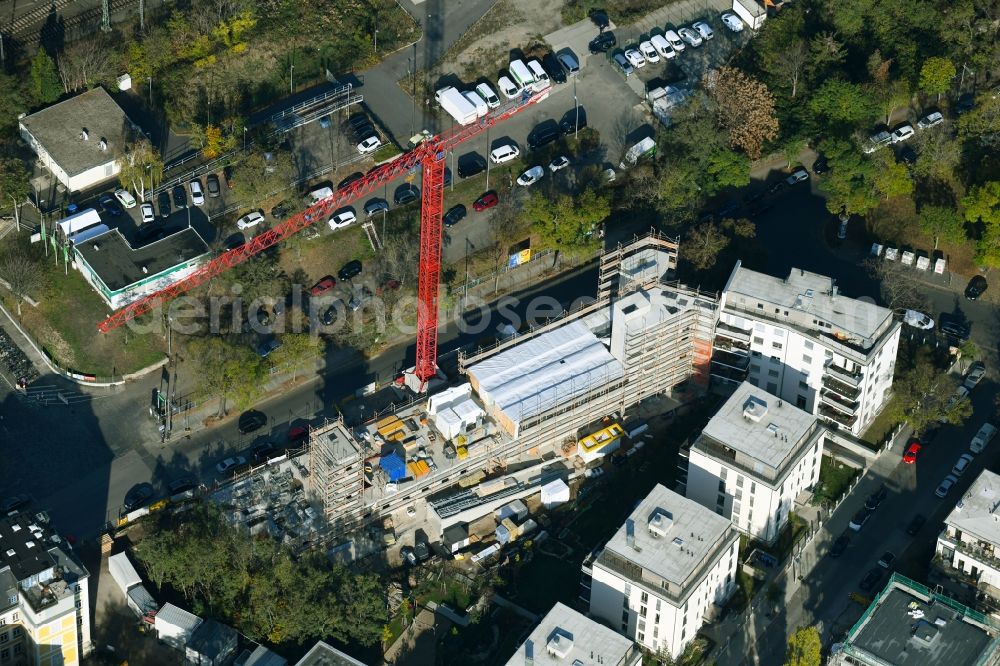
[524,190,608,258]
[963,182,1000,226]
[232,150,296,207]
[919,205,966,248]
[919,57,956,101]
[0,250,45,316]
[809,79,877,127]
[704,150,750,195]
[684,223,729,270]
[957,93,1000,145]
[187,337,264,416]
[870,151,914,201]
[882,350,973,433]
[0,159,32,228]
[270,333,320,381]
[650,162,705,221]
[817,139,880,215]
[0,73,27,134]
[29,48,62,103]
[785,626,821,666]
[115,139,165,202]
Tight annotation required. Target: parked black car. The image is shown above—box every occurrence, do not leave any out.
[167,477,196,495]
[588,31,616,53]
[443,204,467,228]
[123,483,155,512]
[238,409,268,434]
[172,184,187,208]
[394,185,419,206]
[906,514,926,536]
[338,172,365,191]
[457,155,487,178]
[338,259,363,281]
[965,275,988,300]
[560,109,587,134]
[864,484,888,511]
[542,52,567,84]
[206,173,221,197]
[98,193,123,217]
[528,125,560,150]
[829,534,850,558]
[812,154,829,174]
[157,191,171,218]
[859,568,883,592]
[939,314,971,341]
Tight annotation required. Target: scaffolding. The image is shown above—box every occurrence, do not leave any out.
[306,415,369,526]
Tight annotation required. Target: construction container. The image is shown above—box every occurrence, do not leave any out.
[457,445,468,460]
[496,524,512,545]
[501,517,519,541]
[380,452,406,482]
[495,499,528,523]
[378,419,405,438]
[407,460,431,478]
[155,603,203,651]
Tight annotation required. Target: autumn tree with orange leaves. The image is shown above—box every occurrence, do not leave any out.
[703,67,779,160]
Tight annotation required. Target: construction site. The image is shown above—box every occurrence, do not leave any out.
[266,231,726,560]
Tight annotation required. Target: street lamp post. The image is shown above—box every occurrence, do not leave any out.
[148,77,152,106]
[485,124,491,189]
[374,27,379,54]
[243,126,247,151]
[290,63,295,94]
[573,74,579,139]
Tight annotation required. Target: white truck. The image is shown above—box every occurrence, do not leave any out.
[436,86,478,125]
[647,86,689,126]
[732,0,766,30]
[970,423,997,454]
[620,136,657,168]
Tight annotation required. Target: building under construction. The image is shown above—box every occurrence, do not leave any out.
[304,232,720,538]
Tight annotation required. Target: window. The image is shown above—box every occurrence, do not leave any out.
[757,303,764,309]
[798,380,808,390]
[653,627,659,638]
[10,645,18,656]
[770,355,780,363]
[638,632,645,643]
[655,613,660,623]
[735,489,743,501]
[768,369,779,378]
[767,382,778,392]
[772,342,783,350]
[736,475,744,488]
[753,336,764,345]
[638,618,646,632]
[622,610,630,625]
[641,591,649,604]
[804,340,813,350]
[802,354,812,364]
[751,350,762,357]
[749,364,761,374]
[9,630,18,639]
[1,648,8,660]
[750,482,756,493]
[0,633,7,644]
[718,480,726,493]
[749,497,754,508]
[797,395,807,409]
[720,468,728,480]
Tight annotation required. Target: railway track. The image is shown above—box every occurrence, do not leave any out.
[6,0,150,44]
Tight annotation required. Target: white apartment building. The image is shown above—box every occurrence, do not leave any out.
[685,382,824,543]
[582,484,739,660]
[0,512,92,666]
[504,602,641,666]
[936,469,1000,600]
[712,261,900,437]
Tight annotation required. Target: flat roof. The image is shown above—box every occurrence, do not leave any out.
[699,381,818,470]
[294,641,367,666]
[724,264,891,340]
[19,87,140,177]
[504,602,635,666]
[0,512,59,581]
[188,619,237,658]
[156,603,202,633]
[601,484,735,590]
[943,469,1000,546]
[75,227,209,291]
[846,577,999,666]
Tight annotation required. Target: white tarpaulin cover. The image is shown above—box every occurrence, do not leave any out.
[108,552,142,594]
[435,408,464,440]
[541,478,570,508]
[427,384,472,416]
[469,320,623,431]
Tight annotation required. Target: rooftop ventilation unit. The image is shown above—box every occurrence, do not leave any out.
[743,397,767,422]
[546,631,573,659]
[767,423,780,436]
[79,128,89,141]
[98,139,108,151]
[5,549,14,557]
[672,536,684,548]
[648,510,672,538]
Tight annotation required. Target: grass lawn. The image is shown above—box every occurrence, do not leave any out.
[0,237,165,376]
[862,403,899,445]
[416,574,474,611]
[812,455,860,505]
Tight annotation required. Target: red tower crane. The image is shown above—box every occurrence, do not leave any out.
[97,89,550,388]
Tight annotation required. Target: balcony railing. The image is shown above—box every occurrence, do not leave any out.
[824,362,862,386]
[710,364,749,384]
[819,404,858,427]
[716,321,752,342]
[822,374,861,399]
[940,531,1000,571]
[712,349,751,371]
[821,390,859,414]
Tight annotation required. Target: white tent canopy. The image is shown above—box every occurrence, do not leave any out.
[469,320,623,433]
[541,478,570,508]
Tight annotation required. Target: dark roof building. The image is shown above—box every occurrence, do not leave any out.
[73,227,210,308]
[18,87,144,192]
[831,573,1000,666]
[186,618,239,666]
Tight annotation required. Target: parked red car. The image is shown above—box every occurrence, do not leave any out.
[903,441,921,464]
[309,276,336,296]
[288,426,309,444]
[473,191,499,212]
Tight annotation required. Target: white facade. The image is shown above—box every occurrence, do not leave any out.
[713,262,900,437]
[685,382,824,543]
[585,484,739,660]
[936,470,1000,596]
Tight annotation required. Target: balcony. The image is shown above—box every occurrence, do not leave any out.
[939,531,1000,571]
[821,390,859,415]
[714,336,750,353]
[716,321,752,343]
[819,404,858,428]
[710,364,749,385]
[824,362,862,386]
[711,349,751,371]
[822,374,861,400]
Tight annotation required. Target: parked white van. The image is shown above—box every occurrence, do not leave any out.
[306,186,334,206]
[463,90,489,118]
[970,423,997,454]
[526,59,550,90]
[649,34,676,59]
[508,59,535,90]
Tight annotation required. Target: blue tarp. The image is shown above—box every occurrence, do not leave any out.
[380,452,406,482]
